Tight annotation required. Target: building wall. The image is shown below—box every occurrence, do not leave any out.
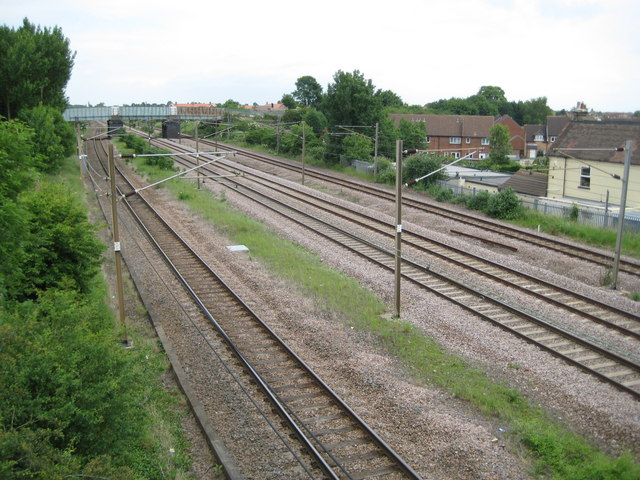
[547,155,640,205]
[427,136,490,159]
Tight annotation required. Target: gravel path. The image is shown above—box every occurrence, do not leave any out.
[90,143,640,479]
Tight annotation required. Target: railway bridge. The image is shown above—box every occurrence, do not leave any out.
[63,105,226,138]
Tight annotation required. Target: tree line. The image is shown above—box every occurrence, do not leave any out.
[1,19,192,478]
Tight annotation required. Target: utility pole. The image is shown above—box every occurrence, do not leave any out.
[374,122,379,181]
[394,140,403,318]
[108,144,128,345]
[195,121,201,189]
[301,121,306,186]
[611,139,632,290]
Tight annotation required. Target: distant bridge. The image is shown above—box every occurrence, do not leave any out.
[63,105,225,122]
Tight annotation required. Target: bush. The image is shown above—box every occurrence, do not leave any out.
[9,183,104,301]
[435,187,455,202]
[486,187,522,219]
[403,153,446,187]
[121,133,148,155]
[467,191,492,212]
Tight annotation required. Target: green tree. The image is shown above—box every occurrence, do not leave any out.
[19,104,75,173]
[0,19,75,119]
[322,70,382,128]
[0,119,38,299]
[488,124,512,165]
[303,108,328,137]
[9,183,104,301]
[293,75,323,108]
[376,89,404,109]
[342,134,373,161]
[280,93,297,109]
[221,98,241,109]
[397,118,427,150]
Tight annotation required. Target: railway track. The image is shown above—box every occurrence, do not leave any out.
[141,135,640,400]
[190,136,640,278]
[150,136,640,339]
[89,136,423,479]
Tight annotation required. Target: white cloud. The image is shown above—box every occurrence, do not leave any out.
[2,0,639,111]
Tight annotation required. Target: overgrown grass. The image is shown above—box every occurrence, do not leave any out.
[125,151,639,479]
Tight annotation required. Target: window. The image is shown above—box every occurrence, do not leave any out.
[450,136,461,144]
[465,137,471,144]
[579,166,591,189]
[452,152,461,159]
[535,134,544,142]
[550,136,557,142]
[481,138,489,145]
[479,153,488,159]
[426,136,430,144]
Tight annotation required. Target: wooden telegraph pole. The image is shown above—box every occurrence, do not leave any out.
[108,144,128,344]
[394,140,403,318]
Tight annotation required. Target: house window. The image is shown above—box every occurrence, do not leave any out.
[450,136,461,144]
[479,153,488,159]
[452,152,460,159]
[481,138,489,145]
[426,136,430,144]
[535,134,544,142]
[465,137,471,144]
[579,166,591,189]
[550,136,557,142]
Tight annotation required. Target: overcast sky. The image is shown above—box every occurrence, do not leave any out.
[3,0,639,112]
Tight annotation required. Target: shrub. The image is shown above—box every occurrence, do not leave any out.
[467,191,492,212]
[486,187,522,219]
[435,188,455,202]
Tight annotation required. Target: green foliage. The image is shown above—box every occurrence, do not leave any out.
[9,183,104,301]
[0,119,39,299]
[322,70,382,129]
[376,89,404,109]
[488,123,512,165]
[467,191,492,211]
[293,75,323,108]
[342,133,373,160]
[397,118,427,150]
[244,125,276,149]
[569,203,580,222]
[19,104,75,173]
[402,153,446,187]
[303,108,328,136]
[279,93,297,109]
[486,187,522,219]
[0,19,75,120]
[0,286,189,479]
[121,133,148,154]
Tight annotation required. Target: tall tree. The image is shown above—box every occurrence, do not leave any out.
[293,75,323,108]
[322,70,382,128]
[19,104,75,173]
[376,89,404,109]
[397,118,427,150]
[488,124,512,165]
[0,19,75,119]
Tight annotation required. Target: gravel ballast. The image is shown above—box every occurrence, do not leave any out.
[91,143,640,479]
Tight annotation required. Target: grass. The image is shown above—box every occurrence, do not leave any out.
[121,146,640,479]
[512,209,640,259]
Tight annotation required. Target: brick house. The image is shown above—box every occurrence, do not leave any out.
[495,114,525,158]
[389,114,493,160]
[524,116,570,159]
